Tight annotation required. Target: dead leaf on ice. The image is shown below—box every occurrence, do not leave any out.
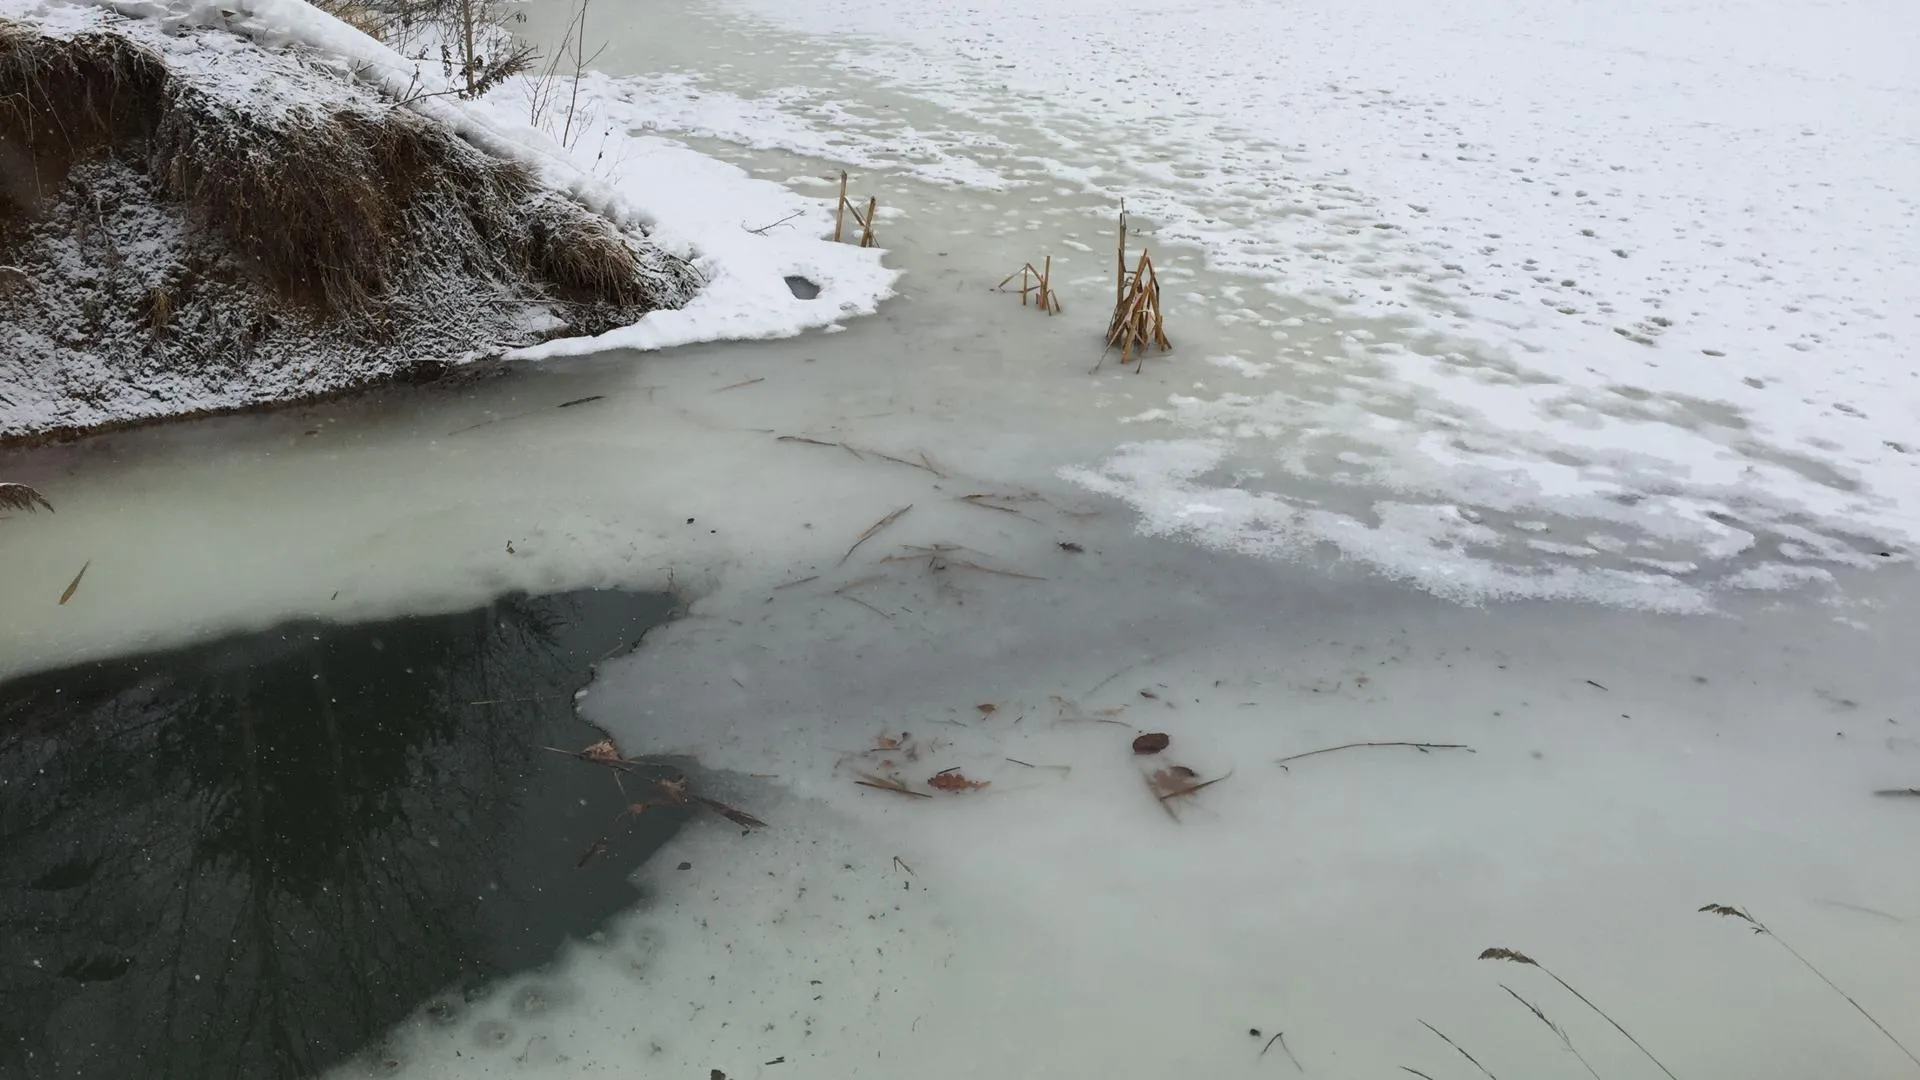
[58,560,89,606]
[927,768,989,792]
[581,737,623,763]
[1132,732,1171,755]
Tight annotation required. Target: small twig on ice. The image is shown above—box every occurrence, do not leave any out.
[1275,742,1474,770]
[540,744,646,773]
[1259,1031,1303,1072]
[854,773,931,798]
[840,505,912,565]
[744,211,803,235]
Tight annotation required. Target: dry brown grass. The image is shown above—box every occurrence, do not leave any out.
[0,16,683,317]
[0,22,166,218]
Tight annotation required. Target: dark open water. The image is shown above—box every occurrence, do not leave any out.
[0,589,681,1080]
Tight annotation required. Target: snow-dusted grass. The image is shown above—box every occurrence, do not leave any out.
[93,0,900,352]
[0,0,898,438]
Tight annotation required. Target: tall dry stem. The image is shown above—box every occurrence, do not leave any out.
[1700,904,1920,1072]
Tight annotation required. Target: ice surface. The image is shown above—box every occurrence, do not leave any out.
[5,0,1920,1076]
[6,206,1918,1079]
[493,0,1917,610]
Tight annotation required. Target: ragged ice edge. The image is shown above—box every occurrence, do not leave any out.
[668,0,1920,606]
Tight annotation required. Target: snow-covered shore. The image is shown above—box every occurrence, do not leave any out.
[0,0,898,440]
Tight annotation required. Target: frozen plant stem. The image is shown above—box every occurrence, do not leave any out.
[1418,1020,1499,1080]
[1479,948,1679,1080]
[1499,984,1603,1080]
[1700,904,1920,1072]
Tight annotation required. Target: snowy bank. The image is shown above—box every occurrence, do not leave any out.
[0,0,897,440]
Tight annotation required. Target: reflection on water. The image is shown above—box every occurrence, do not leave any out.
[0,590,680,1079]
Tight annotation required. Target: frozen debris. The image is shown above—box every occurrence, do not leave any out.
[853,773,930,799]
[996,255,1062,314]
[57,560,88,605]
[1132,732,1171,754]
[839,505,912,565]
[0,482,52,513]
[1149,765,1226,801]
[882,543,1045,581]
[549,739,768,835]
[927,768,989,792]
[581,736,623,763]
[1273,741,1474,770]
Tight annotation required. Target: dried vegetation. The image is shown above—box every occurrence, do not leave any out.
[0,13,698,440]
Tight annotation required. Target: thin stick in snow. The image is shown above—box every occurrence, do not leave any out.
[1274,741,1474,769]
[840,505,911,565]
[834,172,848,243]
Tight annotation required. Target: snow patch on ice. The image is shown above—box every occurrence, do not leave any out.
[1063,438,1716,611]
[666,0,1920,603]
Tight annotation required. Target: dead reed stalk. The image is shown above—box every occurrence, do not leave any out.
[996,255,1061,314]
[1100,202,1169,371]
[1499,984,1603,1080]
[1479,948,1680,1080]
[833,171,847,242]
[1700,904,1920,1072]
[830,171,878,247]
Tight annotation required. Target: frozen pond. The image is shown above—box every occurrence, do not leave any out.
[3,0,1919,1076]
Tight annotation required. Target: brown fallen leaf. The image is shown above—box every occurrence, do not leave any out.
[581,737,622,763]
[875,734,904,750]
[1133,732,1171,755]
[655,775,691,804]
[976,703,997,715]
[928,768,989,792]
[1150,765,1229,800]
[58,560,89,605]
